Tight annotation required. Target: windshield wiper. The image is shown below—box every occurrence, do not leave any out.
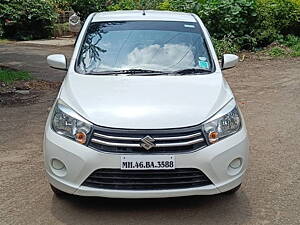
[88,71,124,75]
[122,69,169,75]
[88,69,168,76]
[172,68,211,75]
[88,68,211,76]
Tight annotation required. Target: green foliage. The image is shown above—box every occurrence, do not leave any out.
[195,0,257,49]
[67,0,110,21]
[68,0,300,56]
[53,23,70,37]
[0,0,57,40]
[0,24,4,38]
[108,0,163,10]
[212,38,240,58]
[48,0,71,12]
[279,35,300,56]
[158,0,259,50]
[0,0,298,56]
[0,39,10,44]
[0,68,32,84]
[158,0,171,10]
[291,46,300,57]
[158,0,300,52]
[158,0,198,12]
[263,35,300,57]
[254,0,300,46]
[108,0,139,10]
[266,46,287,57]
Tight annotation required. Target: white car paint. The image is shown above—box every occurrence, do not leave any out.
[222,54,239,70]
[47,54,67,70]
[60,73,233,129]
[44,10,249,198]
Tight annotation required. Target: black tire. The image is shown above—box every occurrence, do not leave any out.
[50,184,70,197]
[222,184,241,195]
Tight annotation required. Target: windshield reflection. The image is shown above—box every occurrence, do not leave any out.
[77,21,212,75]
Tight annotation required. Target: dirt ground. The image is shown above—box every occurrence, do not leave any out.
[0,44,73,81]
[0,56,299,225]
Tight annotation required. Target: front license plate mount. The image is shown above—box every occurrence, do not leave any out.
[121,155,175,170]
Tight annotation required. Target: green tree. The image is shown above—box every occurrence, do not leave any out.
[67,0,112,21]
[0,0,57,40]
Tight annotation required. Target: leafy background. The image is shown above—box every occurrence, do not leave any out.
[0,0,299,55]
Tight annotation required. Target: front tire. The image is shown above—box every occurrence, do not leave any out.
[222,184,241,195]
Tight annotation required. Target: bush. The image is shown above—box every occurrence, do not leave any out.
[67,0,300,51]
[195,0,257,49]
[158,0,198,12]
[266,46,287,57]
[212,38,240,58]
[108,0,141,10]
[158,0,300,51]
[48,0,71,13]
[158,0,258,49]
[109,0,163,10]
[1,0,294,51]
[0,0,57,40]
[254,0,300,46]
[279,34,300,56]
[67,0,110,21]
[53,23,70,37]
[0,24,4,38]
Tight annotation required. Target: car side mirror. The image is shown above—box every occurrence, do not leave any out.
[221,54,239,70]
[47,54,67,71]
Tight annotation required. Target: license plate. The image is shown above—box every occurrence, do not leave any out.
[121,155,175,170]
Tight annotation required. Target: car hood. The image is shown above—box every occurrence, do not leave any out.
[60,72,233,129]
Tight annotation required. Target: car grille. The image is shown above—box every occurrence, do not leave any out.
[88,125,207,153]
[82,168,213,190]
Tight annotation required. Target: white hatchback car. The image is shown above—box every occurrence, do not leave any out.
[44,10,249,198]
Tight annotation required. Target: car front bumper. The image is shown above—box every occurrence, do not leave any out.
[43,119,249,198]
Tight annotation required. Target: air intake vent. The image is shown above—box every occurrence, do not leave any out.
[82,168,213,190]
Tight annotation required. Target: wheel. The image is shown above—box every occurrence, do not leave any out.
[50,184,70,197]
[222,184,241,195]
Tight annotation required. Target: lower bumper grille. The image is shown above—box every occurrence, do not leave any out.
[82,168,213,190]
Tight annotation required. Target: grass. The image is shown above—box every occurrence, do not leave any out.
[285,36,300,57]
[0,39,10,44]
[266,35,300,57]
[212,34,300,58]
[0,68,32,84]
[266,46,288,57]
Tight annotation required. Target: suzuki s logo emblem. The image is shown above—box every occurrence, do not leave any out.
[140,135,155,150]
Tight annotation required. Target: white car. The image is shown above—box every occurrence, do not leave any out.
[44,10,249,198]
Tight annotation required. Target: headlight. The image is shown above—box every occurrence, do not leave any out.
[51,100,92,144]
[202,99,241,144]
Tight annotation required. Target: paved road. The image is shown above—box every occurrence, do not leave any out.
[0,50,299,224]
[0,43,73,81]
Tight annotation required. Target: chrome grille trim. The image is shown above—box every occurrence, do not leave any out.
[91,139,140,148]
[90,137,205,148]
[88,125,208,153]
[93,132,202,141]
[155,132,202,141]
[94,133,140,141]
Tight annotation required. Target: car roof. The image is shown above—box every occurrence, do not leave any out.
[92,10,197,23]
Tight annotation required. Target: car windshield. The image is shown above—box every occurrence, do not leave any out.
[76,21,213,75]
